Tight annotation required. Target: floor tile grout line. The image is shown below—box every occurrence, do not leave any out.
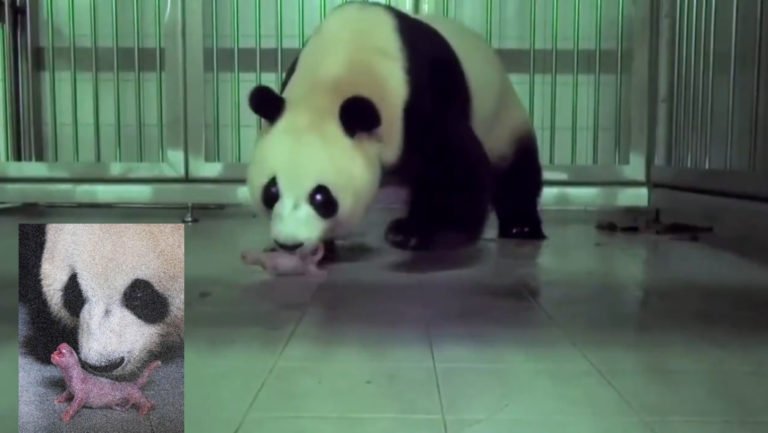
[526,289,656,432]
[426,319,450,433]
[232,285,321,433]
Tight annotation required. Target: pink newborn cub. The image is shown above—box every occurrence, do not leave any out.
[241,243,325,277]
[50,342,161,422]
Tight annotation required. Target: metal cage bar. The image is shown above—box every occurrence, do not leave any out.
[1,0,11,162]
[725,0,738,170]
[570,0,580,165]
[684,0,697,169]
[548,0,558,165]
[68,0,79,162]
[212,0,220,161]
[615,0,625,165]
[693,0,707,169]
[749,0,764,172]
[704,0,715,169]
[232,0,241,162]
[24,0,36,161]
[46,0,58,160]
[155,0,165,162]
[592,0,602,164]
[528,0,535,123]
[90,0,101,162]
[111,0,122,162]
[653,0,768,199]
[133,0,144,161]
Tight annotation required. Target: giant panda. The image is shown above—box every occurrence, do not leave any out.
[19,224,184,380]
[246,1,545,258]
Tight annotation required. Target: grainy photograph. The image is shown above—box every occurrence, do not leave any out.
[18,224,184,433]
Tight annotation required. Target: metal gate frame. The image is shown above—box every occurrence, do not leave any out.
[0,0,187,182]
[419,0,653,188]
[650,0,768,200]
[0,0,653,208]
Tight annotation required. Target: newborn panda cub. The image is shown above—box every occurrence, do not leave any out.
[51,343,161,422]
[241,243,326,277]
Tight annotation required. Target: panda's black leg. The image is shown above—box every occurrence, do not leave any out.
[492,131,546,240]
[385,123,492,251]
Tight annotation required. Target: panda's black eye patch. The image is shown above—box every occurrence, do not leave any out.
[62,273,85,318]
[122,279,169,325]
[262,176,280,210]
[308,184,338,219]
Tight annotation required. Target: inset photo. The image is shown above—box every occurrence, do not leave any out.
[18,224,184,433]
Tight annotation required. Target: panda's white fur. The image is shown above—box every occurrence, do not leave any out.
[40,224,184,378]
[247,2,537,253]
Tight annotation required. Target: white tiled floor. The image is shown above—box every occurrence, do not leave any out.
[3,205,768,433]
[180,206,768,433]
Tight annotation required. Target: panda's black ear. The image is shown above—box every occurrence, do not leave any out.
[249,85,285,123]
[339,96,381,138]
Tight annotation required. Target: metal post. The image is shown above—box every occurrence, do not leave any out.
[571,0,580,164]
[725,0,738,170]
[549,0,558,164]
[592,0,602,164]
[90,0,101,162]
[182,203,199,224]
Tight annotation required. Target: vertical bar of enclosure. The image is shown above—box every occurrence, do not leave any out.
[592,0,602,164]
[571,0,580,164]
[614,0,624,165]
[549,0,558,164]
[320,0,327,20]
[155,0,164,161]
[749,1,763,171]
[725,0,738,169]
[485,0,493,42]
[276,0,284,90]
[704,0,715,168]
[133,0,143,161]
[25,0,36,160]
[46,0,58,161]
[298,0,305,45]
[90,0,101,161]
[255,0,262,130]
[2,0,11,160]
[675,0,688,167]
[528,0,535,122]
[68,0,79,161]
[685,0,697,168]
[232,0,241,162]
[212,1,220,161]
[112,0,122,161]
[694,0,706,168]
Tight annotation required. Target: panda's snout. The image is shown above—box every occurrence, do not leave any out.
[82,356,125,374]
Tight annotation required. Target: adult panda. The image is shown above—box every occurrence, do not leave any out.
[246,1,545,258]
[19,224,184,379]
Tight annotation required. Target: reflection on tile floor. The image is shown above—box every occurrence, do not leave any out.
[3,206,768,433]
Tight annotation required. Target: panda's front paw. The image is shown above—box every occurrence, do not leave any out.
[498,223,547,240]
[385,218,435,251]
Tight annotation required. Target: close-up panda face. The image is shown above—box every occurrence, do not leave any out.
[246,85,384,254]
[40,224,184,379]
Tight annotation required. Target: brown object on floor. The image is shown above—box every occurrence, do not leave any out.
[595,221,619,232]
[655,222,713,235]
